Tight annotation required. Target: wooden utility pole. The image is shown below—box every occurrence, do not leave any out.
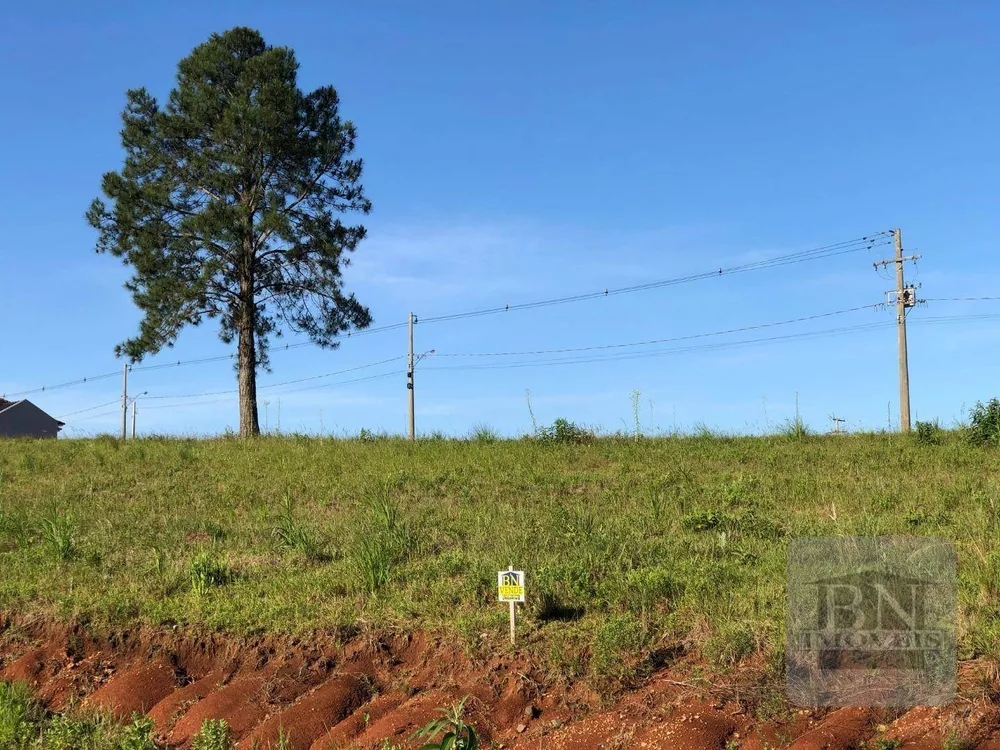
[407,312,415,440]
[875,229,920,433]
[121,364,128,440]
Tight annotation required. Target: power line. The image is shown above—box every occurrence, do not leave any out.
[131,320,408,373]
[425,320,896,372]
[3,231,889,400]
[141,370,402,410]
[435,304,884,358]
[57,399,122,419]
[914,313,1000,325]
[54,313,1000,424]
[418,233,892,325]
[144,356,405,401]
[923,296,1000,303]
[424,310,1000,373]
[63,407,125,424]
[3,322,409,399]
[3,370,121,400]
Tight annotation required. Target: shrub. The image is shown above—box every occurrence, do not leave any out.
[0,681,42,749]
[682,509,724,532]
[591,613,649,680]
[914,420,941,445]
[42,714,103,749]
[118,715,158,750]
[411,697,478,750]
[192,718,232,750]
[536,418,593,445]
[967,398,1000,446]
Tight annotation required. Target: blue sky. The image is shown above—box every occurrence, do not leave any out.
[2,2,999,437]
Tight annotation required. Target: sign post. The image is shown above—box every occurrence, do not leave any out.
[498,566,525,645]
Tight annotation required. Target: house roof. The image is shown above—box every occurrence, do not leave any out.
[0,398,65,427]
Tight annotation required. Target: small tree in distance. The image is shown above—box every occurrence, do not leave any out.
[87,27,373,436]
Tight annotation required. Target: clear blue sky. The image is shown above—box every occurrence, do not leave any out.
[2,1,999,437]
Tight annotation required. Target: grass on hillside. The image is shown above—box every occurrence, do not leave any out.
[0,428,998,699]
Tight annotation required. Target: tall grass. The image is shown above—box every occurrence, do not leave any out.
[0,431,994,686]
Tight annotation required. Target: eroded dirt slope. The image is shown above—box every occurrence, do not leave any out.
[0,617,997,749]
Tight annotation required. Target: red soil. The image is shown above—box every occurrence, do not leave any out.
[0,618,997,749]
[168,665,281,745]
[85,657,179,719]
[350,690,460,749]
[148,668,229,733]
[310,690,409,750]
[237,674,367,750]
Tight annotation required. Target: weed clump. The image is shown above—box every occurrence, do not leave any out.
[272,495,325,561]
[192,718,232,750]
[468,423,500,442]
[411,696,478,749]
[39,510,75,561]
[0,682,159,749]
[915,420,942,445]
[0,681,42,748]
[536,418,593,445]
[590,613,649,682]
[703,621,757,667]
[967,398,1000,446]
[190,551,230,595]
[350,479,414,593]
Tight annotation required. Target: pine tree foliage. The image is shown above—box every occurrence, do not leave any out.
[87,27,372,435]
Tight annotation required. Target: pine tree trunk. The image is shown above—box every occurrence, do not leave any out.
[237,310,260,437]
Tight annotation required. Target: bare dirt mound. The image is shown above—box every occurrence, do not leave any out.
[148,668,229,733]
[168,664,282,745]
[85,657,180,719]
[237,674,367,750]
[348,690,458,749]
[0,617,998,749]
[785,707,875,749]
[310,690,408,750]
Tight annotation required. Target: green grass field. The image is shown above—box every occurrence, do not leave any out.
[0,430,998,690]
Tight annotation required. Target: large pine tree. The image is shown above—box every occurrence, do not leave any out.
[87,27,372,436]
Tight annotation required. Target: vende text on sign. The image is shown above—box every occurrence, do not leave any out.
[498,570,525,603]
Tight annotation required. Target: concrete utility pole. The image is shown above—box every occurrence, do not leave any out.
[407,312,415,440]
[875,229,920,433]
[124,392,147,439]
[830,415,846,435]
[405,315,435,441]
[121,364,128,440]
